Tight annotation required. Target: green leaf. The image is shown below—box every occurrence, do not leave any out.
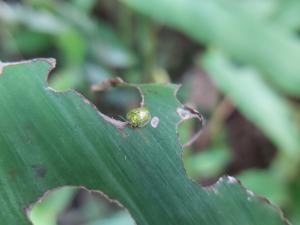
[72,0,97,13]
[121,0,300,96]
[274,0,300,31]
[202,50,300,156]
[216,0,279,21]
[57,29,87,67]
[0,2,68,34]
[0,59,288,224]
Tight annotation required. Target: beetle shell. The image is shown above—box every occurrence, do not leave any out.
[126,107,152,128]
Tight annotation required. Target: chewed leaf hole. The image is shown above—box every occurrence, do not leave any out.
[177,117,201,147]
[29,187,135,225]
[177,106,232,186]
[176,105,205,148]
[183,147,232,186]
[93,84,142,121]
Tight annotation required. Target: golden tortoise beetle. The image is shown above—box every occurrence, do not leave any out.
[126,107,152,128]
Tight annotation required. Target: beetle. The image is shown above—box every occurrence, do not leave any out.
[126,107,152,128]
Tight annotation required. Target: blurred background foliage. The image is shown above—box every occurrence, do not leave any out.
[1,0,300,224]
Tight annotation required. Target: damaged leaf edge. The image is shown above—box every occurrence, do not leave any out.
[205,176,291,225]
[24,185,137,225]
[0,58,137,225]
[173,85,291,225]
[1,58,291,225]
[91,77,145,108]
[1,59,132,130]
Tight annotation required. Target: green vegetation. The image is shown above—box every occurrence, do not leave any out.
[1,0,300,224]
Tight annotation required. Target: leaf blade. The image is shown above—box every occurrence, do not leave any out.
[0,59,288,225]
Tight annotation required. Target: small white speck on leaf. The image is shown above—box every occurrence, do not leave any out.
[151,117,160,128]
